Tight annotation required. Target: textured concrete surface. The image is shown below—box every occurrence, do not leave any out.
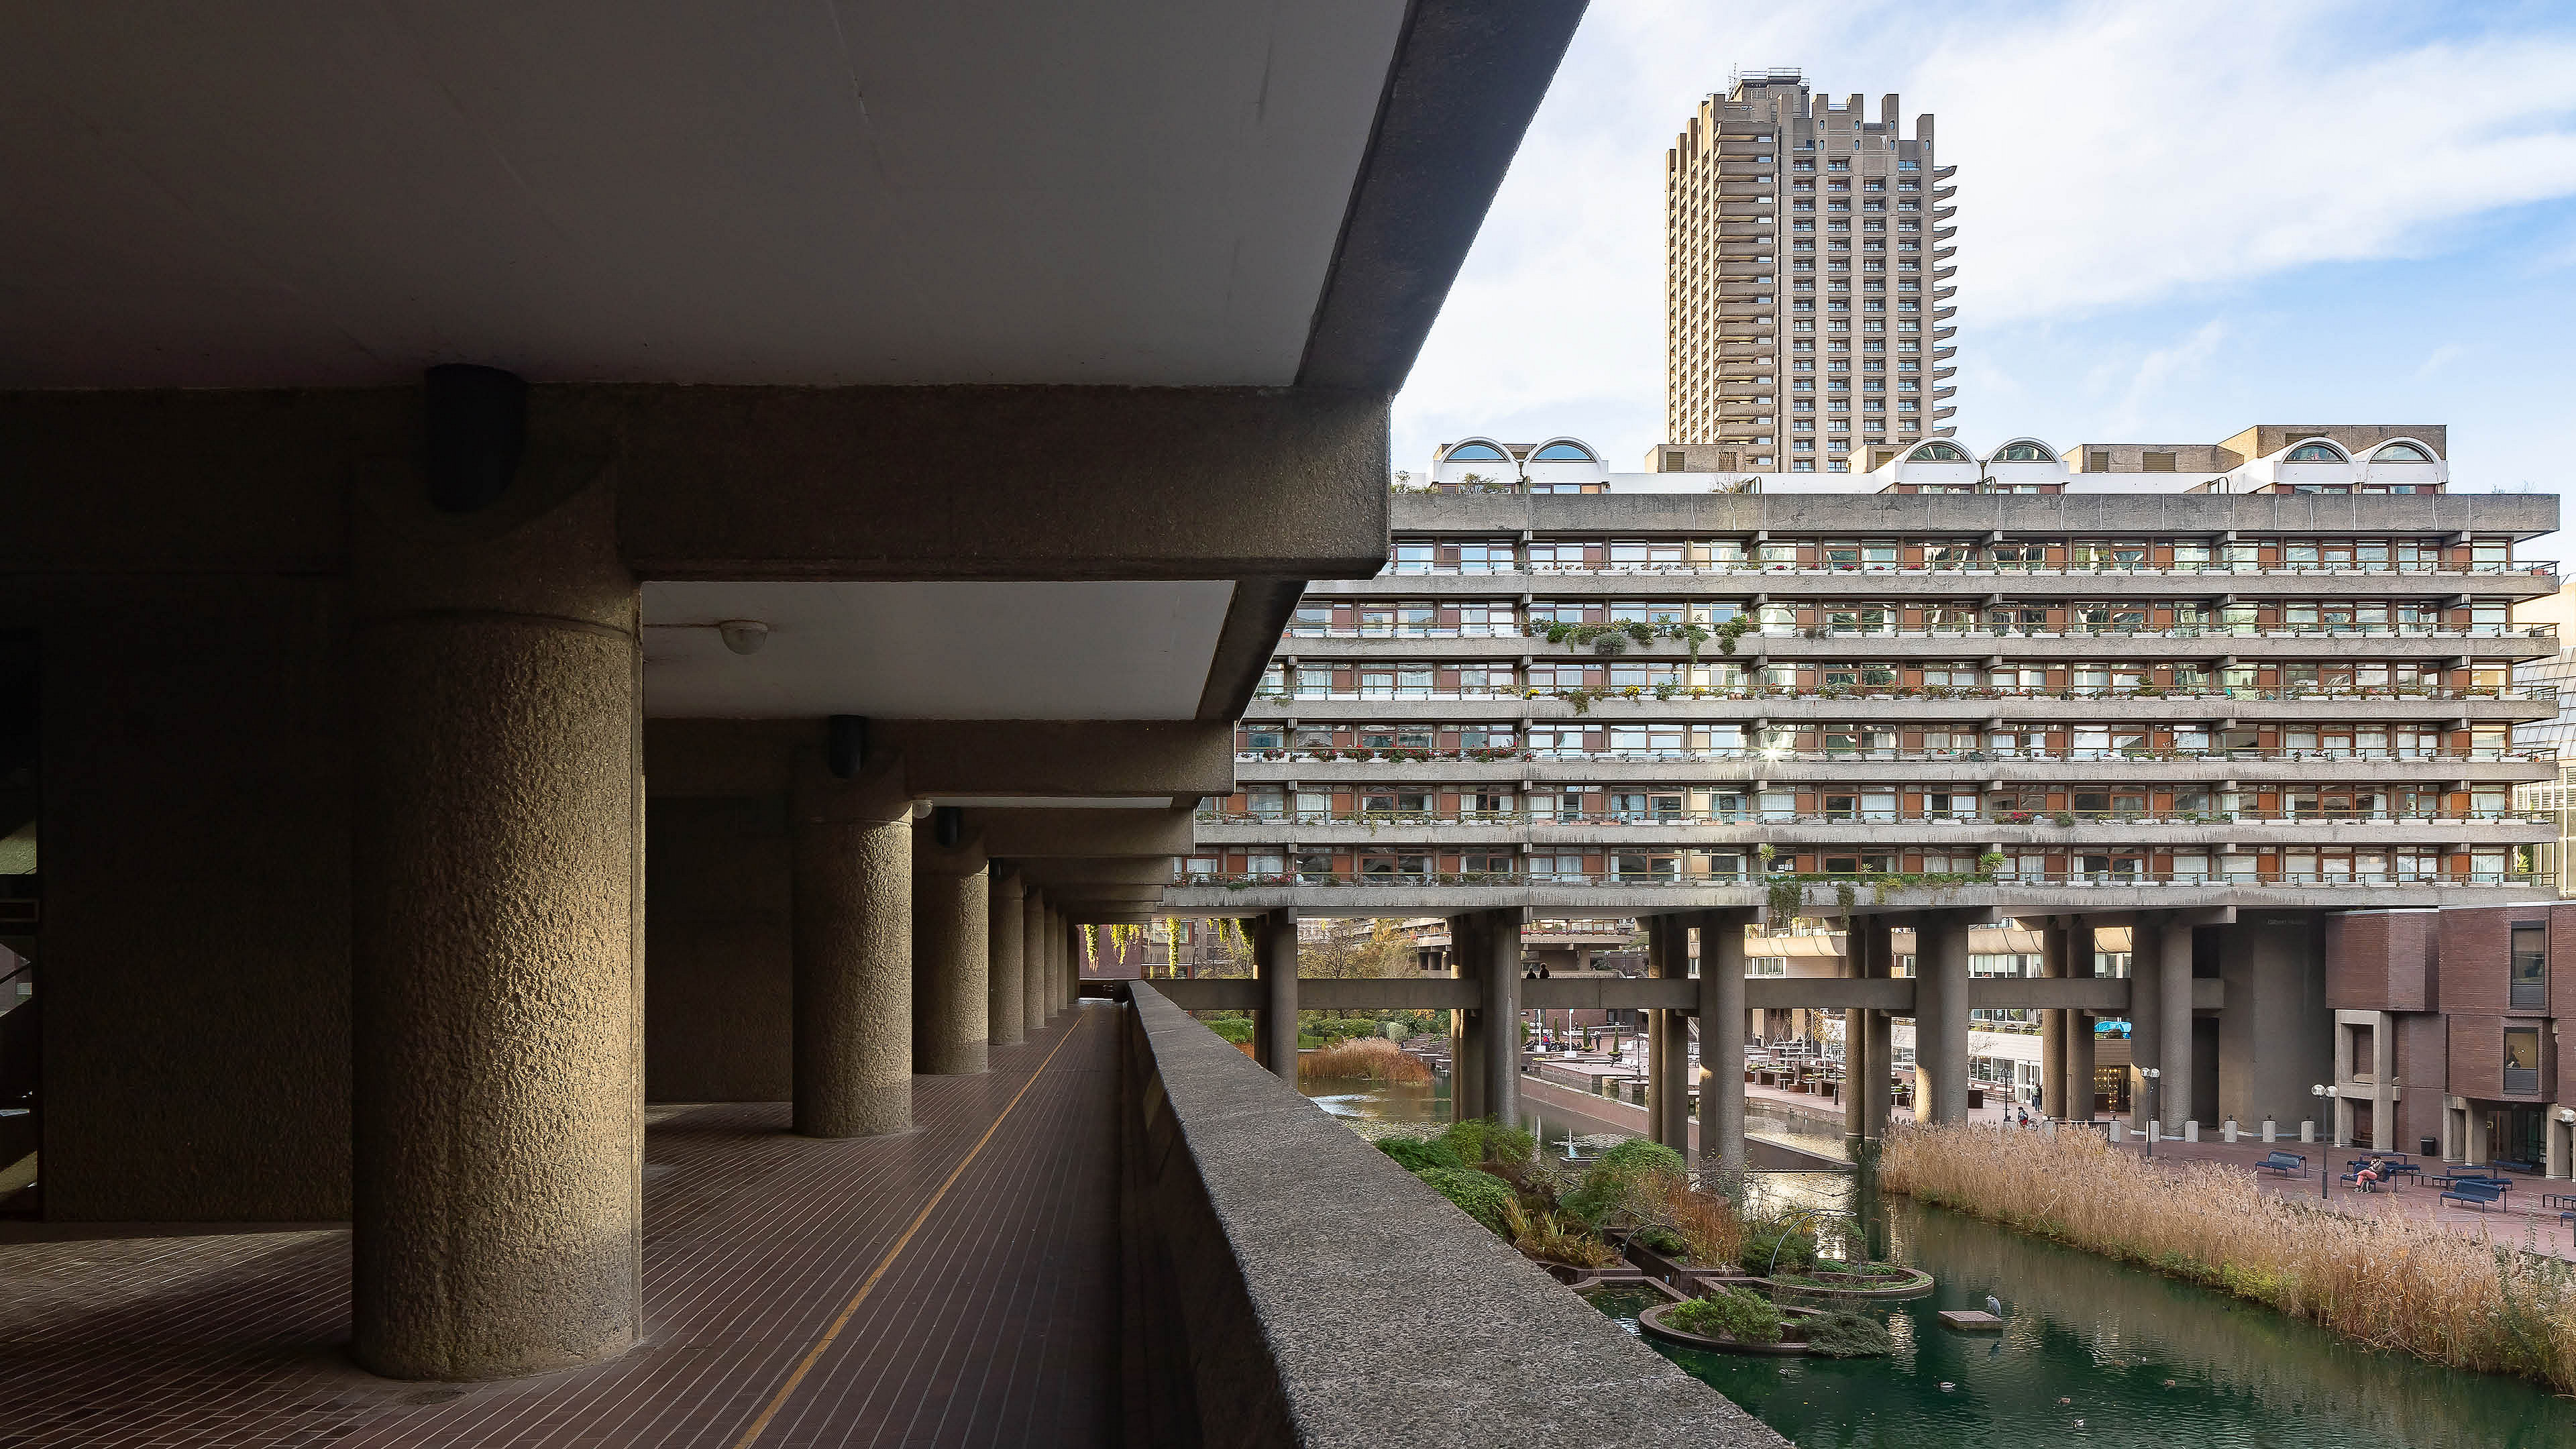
[1126,985,1788,1447]
[790,757,914,1140]
[347,462,643,1380]
[913,824,991,1076]
[20,577,353,1220]
[645,794,792,1101]
[1022,895,1044,1032]
[989,869,1026,1046]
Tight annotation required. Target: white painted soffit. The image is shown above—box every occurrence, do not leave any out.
[641,579,1234,720]
[0,3,1405,388]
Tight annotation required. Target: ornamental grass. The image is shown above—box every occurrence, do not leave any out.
[1297,1034,1432,1086]
[1882,1122,2576,1391]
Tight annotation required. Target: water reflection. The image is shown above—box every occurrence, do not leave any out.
[1598,1191,2576,1449]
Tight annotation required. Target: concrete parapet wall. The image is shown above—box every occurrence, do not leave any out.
[1118,983,1786,1447]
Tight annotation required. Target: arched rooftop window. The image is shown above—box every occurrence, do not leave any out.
[1531,442,1597,461]
[1444,442,1508,460]
[2285,443,2347,462]
[2371,442,2431,462]
[1911,441,1970,462]
[1995,442,2051,462]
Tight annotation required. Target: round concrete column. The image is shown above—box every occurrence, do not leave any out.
[1022,890,1050,1031]
[350,458,643,1381]
[1448,914,1487,1122]
[790,759,913,1138]
[1256,910,1301,1076]
[2126,921,2163,1132]
[911,821,989,1076]
[987,869,1026,1046]
[1480,910,1521,1128]
[1918,914,1972,1124]
[1697,911,1749,1173]
[2041,922,2069,1120]
[2159,921,2196,1130]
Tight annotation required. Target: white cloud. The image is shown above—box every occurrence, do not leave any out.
[2413,342,2467,378]
[1393,1,2576,466]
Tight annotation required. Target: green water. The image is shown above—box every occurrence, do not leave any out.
[1591,1199,2576,1448]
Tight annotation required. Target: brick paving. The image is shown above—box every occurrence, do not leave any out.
[0,1004,1118,1449]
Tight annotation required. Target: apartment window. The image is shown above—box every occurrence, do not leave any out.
[2086,449,2110,472]
[2141,451,2177,473]
[2504,1026,2542,1095]
[2512,922,2547,1010]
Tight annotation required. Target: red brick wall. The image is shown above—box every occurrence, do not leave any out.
[2437,908,2513,1015]
[2448,1014,2501,1099]
[2394,1013,2447,1152]
[2324,911,2431,1012]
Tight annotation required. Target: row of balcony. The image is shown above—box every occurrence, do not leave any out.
[1165,869,2544,892]
[1235,757,2552,786]
[1193,820,2551,849]
[1288,622,2555,641]
[1368,561,2559,578]
[1196,806,2551,828]
[1254,684,2553,704]
[1236,746,2551,765]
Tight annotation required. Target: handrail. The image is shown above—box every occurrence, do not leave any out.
[1169,871,2542,890]
[1375,561,2559,578]
[1196,808,2550,828]
[1255,685,2559,703]
[1234,745,2555,764]
[1286,622,2559,641]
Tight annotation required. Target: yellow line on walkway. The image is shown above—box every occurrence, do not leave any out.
[732,1010,1096,1448]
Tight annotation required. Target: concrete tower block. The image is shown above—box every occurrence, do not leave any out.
[350,458,643,1380]
[790,755,913,1139]
[911,822,989,1076]
[987,869,1026,1047]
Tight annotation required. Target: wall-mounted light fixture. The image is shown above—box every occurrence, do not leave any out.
[717,620,769,655]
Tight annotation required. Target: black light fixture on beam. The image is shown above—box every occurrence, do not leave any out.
[423,364,527,513]
[826,715,869,780]
[932,805,964,849]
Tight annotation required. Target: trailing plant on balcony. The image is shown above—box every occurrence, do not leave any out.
[1712,616,1757,656]
[1562,688,1599,715]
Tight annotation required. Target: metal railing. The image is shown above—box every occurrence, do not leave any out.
[1198,808,2550,828]
[1285,622,2559,641]
[1169,870,2542,891]
[1256,684,2559,703]
[1379,560,2558,578]
[1235,745,2555,765]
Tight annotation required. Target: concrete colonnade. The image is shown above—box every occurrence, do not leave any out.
[1912,913,1972,1126]
[911,815,989,1077]
[1022,891,1050,1034]
[789,757,914,1140]
[987,869,1027,1046]
[349,464,645,1381]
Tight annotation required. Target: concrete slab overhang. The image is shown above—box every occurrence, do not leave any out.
[1013,860,1184,890]
[645,718,1232,800]
[1156,882,2559,919]
[963,808,1197,859]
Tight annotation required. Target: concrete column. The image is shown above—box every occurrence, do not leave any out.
[1843,920,1869,1144]
[2216,916,2332,1131]
[790,759,913,1140]
[350,459,643,1381]
[2127,920,2162,1133]
[2041,921,2068,1119]
[1646,918,1685,1152]
[1698,910,1750,1172]
[2060,921,2096,1122]
[910,818,989,1077]
[2159,920,2195,1131]
[2371,1018,2397,1151]
[1021,890,1049,1032]
[987,869,1026,1047]
[1450,914,1487,1123]
[1481,910,1521,1128]
[1861,918,1892,1143]
[1065,919,1085,1007]
[1256,910,1299,1078]
[1917,914,1972,1124]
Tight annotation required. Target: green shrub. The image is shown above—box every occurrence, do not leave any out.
[1561,1136,1688,1228]
[1377,1136,1466,1173]
[1202,1017,1252,1044]
[1803,1309,1894,1358]
[1414,1167,1515,1235]
[1739,1220,1819,1277]
[1634,1226,1689,1256]
[1667,1288,1781,1344]
[1438,1118,1535,1169]
[1295,1033,1324,1049]
[1381,1020,1409,1042]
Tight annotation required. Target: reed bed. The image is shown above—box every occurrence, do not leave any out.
[1297,1035,1433,1086]
[1882,1122,2576,1391]
[1646,1169,1748,1269]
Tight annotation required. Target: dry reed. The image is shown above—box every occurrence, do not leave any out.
[1644,1169,1747,1268]
[1297,1034,1433,1086]
[1882,1122,2576,1391]
[1502,1199,1624,1269]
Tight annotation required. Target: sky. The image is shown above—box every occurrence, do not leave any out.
[1389,0,2576,506]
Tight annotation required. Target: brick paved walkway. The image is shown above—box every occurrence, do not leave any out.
[0,1004,1118,1449]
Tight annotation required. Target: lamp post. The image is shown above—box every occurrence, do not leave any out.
[2310,1083,2336,1198]
[2141,1067,2161,1159]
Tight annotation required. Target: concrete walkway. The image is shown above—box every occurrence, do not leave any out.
[0,1006,1119,1448]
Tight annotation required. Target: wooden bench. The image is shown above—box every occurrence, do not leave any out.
[2440,1181,2507,1211]
[2259,1150,2306,1177]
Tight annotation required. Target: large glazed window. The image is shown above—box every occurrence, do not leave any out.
[2511,922,2547,1010]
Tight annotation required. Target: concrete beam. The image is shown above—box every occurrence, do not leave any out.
[963,807,1196,859]
[1147,973,2226,1016]
[600,385,1391,583]
[643,718,1232,798]
[1012,859,1181,889]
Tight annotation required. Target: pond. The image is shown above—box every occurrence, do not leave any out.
[1308,1071,1853,1165]
[1592,1191,2576,1449]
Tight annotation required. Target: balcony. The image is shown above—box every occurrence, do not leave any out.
[1195,810,2553,850]
[1232,751,2553,789]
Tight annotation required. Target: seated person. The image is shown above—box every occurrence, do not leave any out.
[2353,1157,2390,1191]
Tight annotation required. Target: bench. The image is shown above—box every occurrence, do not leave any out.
[2341,1164,2400,1192]
[2259,1151,2306,1177]
[2441,1181,2507,1211]
[2491,1157,2538,1175]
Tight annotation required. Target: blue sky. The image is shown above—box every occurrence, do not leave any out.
[1391,0,2576,509]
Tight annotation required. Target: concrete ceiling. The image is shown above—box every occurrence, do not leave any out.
[0,1,1405,388]
[641,579,1234,718]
